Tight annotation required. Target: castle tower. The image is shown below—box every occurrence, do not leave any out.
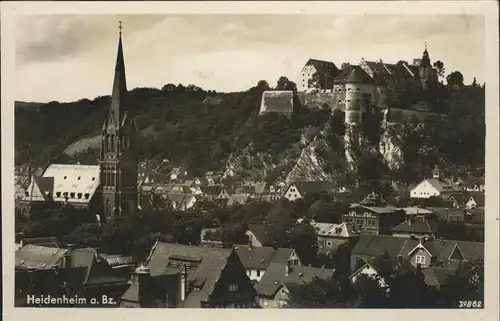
[343,67,373,164]
[99,22,138,220]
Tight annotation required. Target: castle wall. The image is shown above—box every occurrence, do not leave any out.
[298,91,346,111]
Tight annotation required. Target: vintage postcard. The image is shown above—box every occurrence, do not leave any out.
[1,1,499,321]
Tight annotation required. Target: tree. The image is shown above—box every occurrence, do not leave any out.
[276,76,297,91]
[446,71,464,87]
[307,72,321,90]
[396,60,408,66]
[439,258,484,307]
[433,60,445,78]
[341,62,350,69]
[288,221,319,265]
[65,223,101,248]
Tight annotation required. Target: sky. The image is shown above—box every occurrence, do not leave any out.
[15,14,485,103]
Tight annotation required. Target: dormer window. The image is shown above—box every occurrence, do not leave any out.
[70,192,75,198]
[77,193,82,199]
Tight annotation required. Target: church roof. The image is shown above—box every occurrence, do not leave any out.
[42,164,100,205]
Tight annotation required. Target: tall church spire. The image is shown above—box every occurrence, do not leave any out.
[109,21,128,126]
[421,41,430,67]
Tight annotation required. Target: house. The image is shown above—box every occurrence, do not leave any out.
[119,242,257,308]
[297,58,340,92]
[426,207,466,224]
[226,194,250,207]
[465,191,485,209]
[282,181,335,202]
[138,193,168,212]
[343,192,406,235]
[233,245,302,282]
[464,177,485,192]
[444,192,471,209]
[350,235,484,272]
[254,262,334,308]
[410,168,460,199]
[349,258,417,289]
[303,220,358,253]
[259,91,294,118]
[169,167,187,181]
[246,224,272,247]
[19,164,101,216]
[390,215,439,239]
[200,184,225,201]
[15,245,130,307]
[166,193,197,211]
[205,171,222,185]
[216,186,231,200]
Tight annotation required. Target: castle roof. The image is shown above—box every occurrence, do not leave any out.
[305,59,339,78]
[346,66,373,84]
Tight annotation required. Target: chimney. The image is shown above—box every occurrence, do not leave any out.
[285,261,292,276]
[180,265,187,301]
[64,244,75,269]
[136,264,151,306]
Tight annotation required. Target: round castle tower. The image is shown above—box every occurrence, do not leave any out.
[343,67,374,166]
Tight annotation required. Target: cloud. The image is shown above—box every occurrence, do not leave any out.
[14,14,485,102]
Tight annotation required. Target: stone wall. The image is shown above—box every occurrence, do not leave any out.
[297,91,346,112]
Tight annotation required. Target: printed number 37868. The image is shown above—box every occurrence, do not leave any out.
[459,301,482,308]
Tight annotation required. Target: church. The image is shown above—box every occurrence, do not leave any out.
[19,24,138,222]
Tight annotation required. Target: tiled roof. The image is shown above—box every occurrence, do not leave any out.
[309,221,357,238]
[349,204,399,214]
[145,242,234,307]
[226,194,249,207]
[425,178,455,193]
[352,235,484,267]
[15,245,68,270]
[234,245,294,270]
[255,263,334,297]
[468,191,485,207]
[391,216,439,235]
[259,90,294,115]
[305,59,339,78]
[38,164,100,205]
[291,181,335,196]
[346,66,373,84]
[21,237,62,248]
[400,207,434,215]
[333,64,357,83]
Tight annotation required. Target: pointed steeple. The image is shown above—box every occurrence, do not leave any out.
[109,21,128,126]
[421,41,430,67]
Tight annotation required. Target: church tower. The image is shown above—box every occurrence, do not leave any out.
[99,22,138,220]
[419,42,436,90]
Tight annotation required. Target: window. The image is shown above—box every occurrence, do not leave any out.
[56,192,61,197]
[84,193,90,199]
[256,270,261,277]
[415,255,426,265]
[77,176,81,180]
[70,192,75,198]
[326,241,332,247]
[92,177,95,181]
[64,176,67,180]
[77,193,82,199]
[229,284,238,292]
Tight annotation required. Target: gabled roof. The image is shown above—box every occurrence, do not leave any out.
[391,216,439,235]
[234,245,294,270]
[305,59,339,78]
[352,235,484,267]
[144,242,236,307]
[333,64,357,83]
[468,191,485,207]
[289,181,335,196]
[255,263,334,297]
[309,221,357,238]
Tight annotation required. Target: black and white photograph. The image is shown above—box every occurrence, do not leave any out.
[1,1,499,319]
